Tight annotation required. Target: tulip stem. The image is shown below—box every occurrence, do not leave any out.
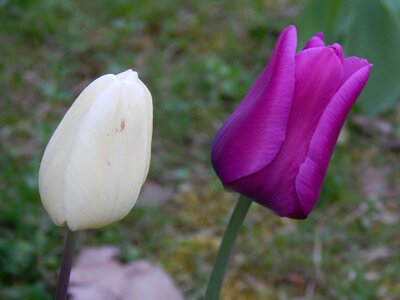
[205,196,252,300]
[56,229,78,300]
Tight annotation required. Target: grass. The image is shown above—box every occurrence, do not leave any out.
[1,0,399,299]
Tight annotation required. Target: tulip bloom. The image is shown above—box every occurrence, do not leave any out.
[39,70,152,230]
[211,25,372,219]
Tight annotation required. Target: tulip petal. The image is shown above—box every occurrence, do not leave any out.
[230,46,344,218]
[63,81,149,230]
[303,32,324,49]
[138,79,153,184]
[330,43,344,63]
[38,75,118,226]
[212,25,297,183]
[295,63,372,216]
[117,70,153,183]
[342,56,371,82]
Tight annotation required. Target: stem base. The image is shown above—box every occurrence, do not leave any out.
[205,196,252,300]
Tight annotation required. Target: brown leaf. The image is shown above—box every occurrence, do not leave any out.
[136,181,174,207]
[69,246,184,300]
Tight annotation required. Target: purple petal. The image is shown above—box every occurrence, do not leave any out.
[295,63,372,216]
[211,25,297,183]
[231,46,344,218]
[329,43,344,63]
[342,56,371,83]
[303,32,324,49]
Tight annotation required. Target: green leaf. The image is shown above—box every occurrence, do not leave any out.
[297,0,346,48]
[343,0,400,115]
[297,0,400,115]
[381,0,400,31]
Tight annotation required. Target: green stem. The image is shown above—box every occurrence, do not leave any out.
[205,196,252,300]
[55,229,78,300]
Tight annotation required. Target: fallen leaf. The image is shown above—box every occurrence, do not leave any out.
[69,246,184,300]
[136,181,174,207]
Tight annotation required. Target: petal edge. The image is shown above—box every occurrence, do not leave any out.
[303,32,325,49]
[212,25,297,183]
[295,64,372,216]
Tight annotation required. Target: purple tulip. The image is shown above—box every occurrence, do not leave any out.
[211,25,372,219]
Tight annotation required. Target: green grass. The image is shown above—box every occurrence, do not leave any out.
[1,0,399,299]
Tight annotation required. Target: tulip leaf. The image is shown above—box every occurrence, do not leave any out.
[297,0,400,115]
[297,0,346,47]
[381,0,400,32]
[343,0,400,115]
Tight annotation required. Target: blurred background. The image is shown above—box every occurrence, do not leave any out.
[1,0,399,299]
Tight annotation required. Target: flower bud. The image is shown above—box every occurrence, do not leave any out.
[39,70,152,230]
[212,26,372,219]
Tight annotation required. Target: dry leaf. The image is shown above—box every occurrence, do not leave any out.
[69,246,184,300]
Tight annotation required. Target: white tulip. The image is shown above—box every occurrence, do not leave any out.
[38,69,152,230]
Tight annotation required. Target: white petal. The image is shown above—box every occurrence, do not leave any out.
[116,69,139,82]
[63,80,149,230]
[117,69,153,183]
[38,74,118,226]
[137,78,153,183]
